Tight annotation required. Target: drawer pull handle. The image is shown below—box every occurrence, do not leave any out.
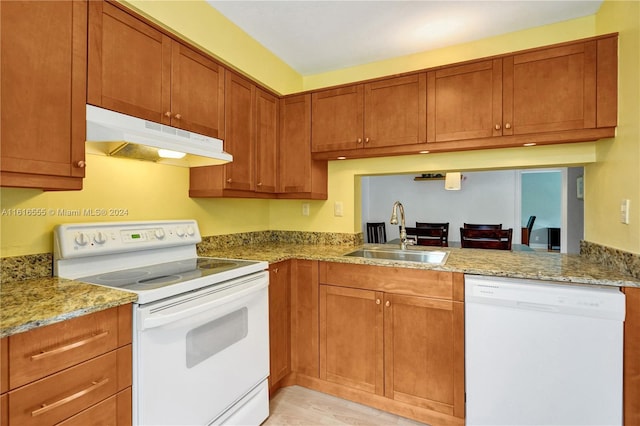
[31,331,109,361]
[31,378,109,417]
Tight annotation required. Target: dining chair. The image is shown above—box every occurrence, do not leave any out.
[463,223,503,230]
[522,215,536,245]
[415,222,449,247]
[366,222,387,243]
[403,226,448,247]
[460,228,513,250]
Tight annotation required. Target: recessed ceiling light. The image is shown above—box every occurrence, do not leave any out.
[523,143,537,147]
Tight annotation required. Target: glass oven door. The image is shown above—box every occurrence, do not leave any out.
[133,271,269,426]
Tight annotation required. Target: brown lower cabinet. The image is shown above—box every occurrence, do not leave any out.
[2,305,132,426]
[268,261,291,394]
[275,260,465,425]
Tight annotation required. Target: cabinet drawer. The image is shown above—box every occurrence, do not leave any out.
[8,307,125,389]
[57,388,131,426]
[319,262,463,301]
[9,346,131,426]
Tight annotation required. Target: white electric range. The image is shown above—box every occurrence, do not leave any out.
[54,220,270,426]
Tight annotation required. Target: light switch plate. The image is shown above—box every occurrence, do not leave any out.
[302,203,310,216]
[334,201,344,217]
[621,199,630,224]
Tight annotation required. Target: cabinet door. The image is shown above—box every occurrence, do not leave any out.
[88,1,171,124]
[364,74,426,148]
[255,88,279,193]
[311,85,364,152]
[171,41,225,138]
[291,260,319,378]
[319,285,384,395]
[279,95,328,199]
[427,59,502,143]
[224,72,255,191]
[268,261,291,392]
[1,0,86,188]
[503,42,596,135]
[384,293,464,418]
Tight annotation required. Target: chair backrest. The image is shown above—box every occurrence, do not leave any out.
[463,223,502,230]
[460,228,513,250]
[526,215,536,233]
[415,222,449,246]
[403,226,448,247]
[367,222,387,243]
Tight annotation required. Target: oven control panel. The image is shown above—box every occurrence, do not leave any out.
[54,220,202,259]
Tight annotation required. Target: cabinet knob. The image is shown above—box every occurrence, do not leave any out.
[174,113,182,120]
[376,299,381,305]
[357,138,363,144]
[257,182,263,187]
[364,137,370,144]
[385,300,390,307]
[505,123,512,129]
[226,178,232,183]
[273,268,279,274]
[495,124,501,130]
[164,111,172,118]
[75,160,86,168]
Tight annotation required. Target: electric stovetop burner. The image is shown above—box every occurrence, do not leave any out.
[78,257,255,292]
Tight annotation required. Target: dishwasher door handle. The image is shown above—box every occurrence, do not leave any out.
[516,301,559,313]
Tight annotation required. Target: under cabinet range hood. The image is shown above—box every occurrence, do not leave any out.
[85,105,232,167]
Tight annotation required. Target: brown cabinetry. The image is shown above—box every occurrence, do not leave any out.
[88,1,224,138]
[279,95,328,199]
[426,36,616,151]
[190,73,279,197]
[317,262,465,424]
[4,305,132,426]
[290,260,320,379]
[312,75,426,153]
[268,261,291,394]
[0,0,87,190]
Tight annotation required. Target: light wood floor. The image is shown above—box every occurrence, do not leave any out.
[264,386,427,425]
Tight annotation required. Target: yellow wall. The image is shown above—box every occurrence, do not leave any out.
[2,1,638,257]
[584,0,640,253]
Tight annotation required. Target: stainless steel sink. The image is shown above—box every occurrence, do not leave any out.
[344,248,449,265]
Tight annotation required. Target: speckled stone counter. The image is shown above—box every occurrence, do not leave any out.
[198,242,640,288]
[0,277,137,338]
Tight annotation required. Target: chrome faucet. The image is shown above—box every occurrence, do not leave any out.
[390,201,409,250]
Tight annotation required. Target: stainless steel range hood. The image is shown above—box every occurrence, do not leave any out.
[86,105,232,167]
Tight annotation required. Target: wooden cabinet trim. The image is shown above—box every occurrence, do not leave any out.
[319,262,454,300]
[596,36,618,128]
[0,338,7,394]
[623,287,640,426]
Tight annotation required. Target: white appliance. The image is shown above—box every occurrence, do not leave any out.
[465,275,625,426]
[54,220,270,426]
[86,104,233,167]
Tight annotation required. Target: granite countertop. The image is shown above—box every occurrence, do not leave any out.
[0,277,137,338]
[198,242,640,288]
[2,242,638,338]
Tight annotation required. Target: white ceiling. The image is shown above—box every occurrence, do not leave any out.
[207,0,603,75]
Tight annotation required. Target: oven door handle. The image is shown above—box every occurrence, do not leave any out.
[141,279,267,330]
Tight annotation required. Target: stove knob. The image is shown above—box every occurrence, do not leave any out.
[176,227,186,237]
[186,226,195,236]
[94,231,107,244]
[154,229,166,240]
[74,232,88,246]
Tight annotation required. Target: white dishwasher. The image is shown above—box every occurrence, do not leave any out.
[465,275,625,426]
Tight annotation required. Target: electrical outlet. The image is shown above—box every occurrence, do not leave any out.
[621,199,630,224]
[334,201,344,217]
[302,203,310,216]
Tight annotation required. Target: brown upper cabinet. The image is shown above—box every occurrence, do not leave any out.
[279,95,328,200]
[0,0,87,190]
[190,72,280,197]
[427,40,608,144]
[88,1,225,139]
[312,74,427,152]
